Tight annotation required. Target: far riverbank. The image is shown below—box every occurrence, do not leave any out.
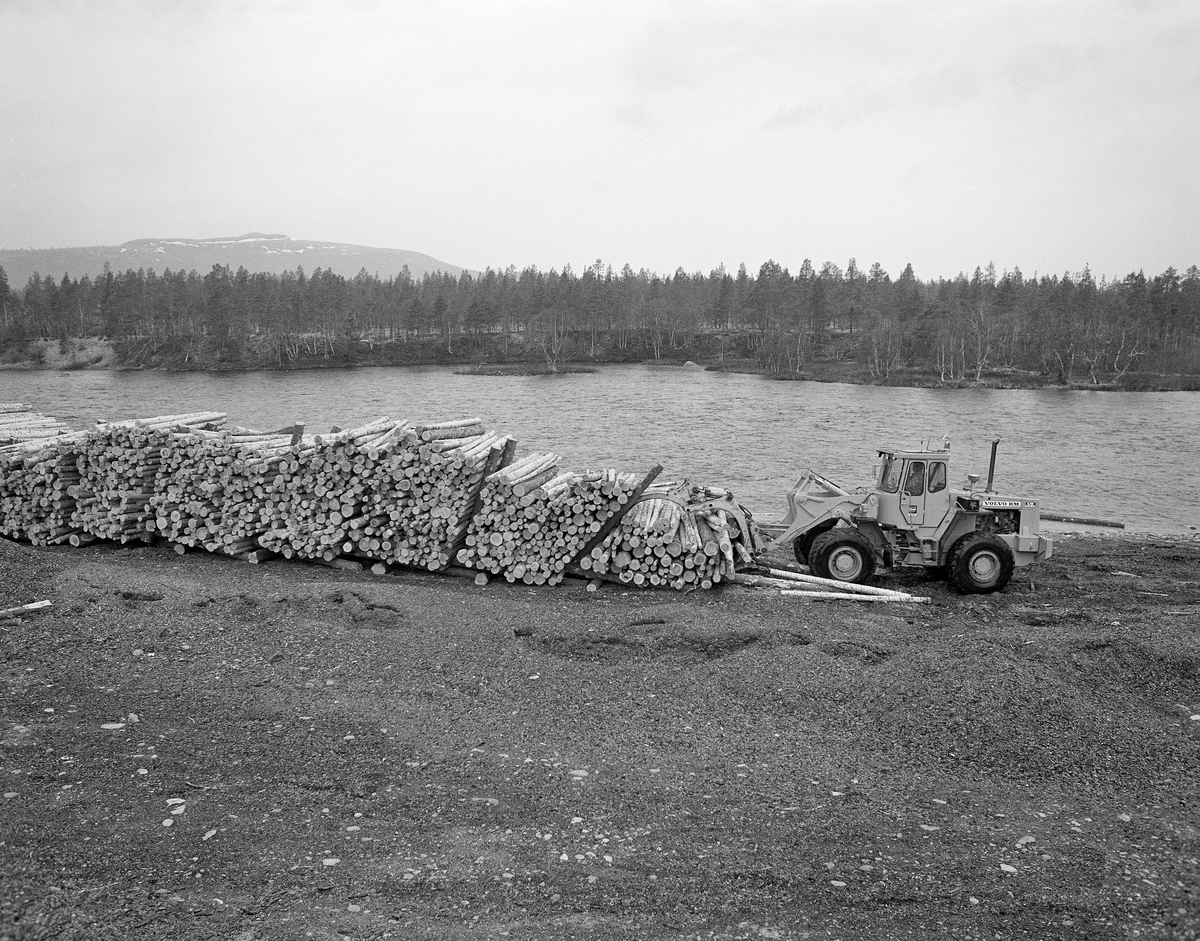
[2,336,1198,392]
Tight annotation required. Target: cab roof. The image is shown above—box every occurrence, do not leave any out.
[877,448,952,461]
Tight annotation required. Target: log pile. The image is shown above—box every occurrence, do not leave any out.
[148,426,299,556]
[253,419,388,562]
[257,418,512,570]
[1,404,72,445]
[0,431,88,545]
[457,458,643,585]
[2,406,90,545]
[578,483,745,590]
[341,420,513,570]
[1,405,768,593]
[72,413,227,544]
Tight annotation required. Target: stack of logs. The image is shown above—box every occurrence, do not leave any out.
[0,410,228,547]
[149,423,299,557]
[457,456,644,585]
[74,413,228,544]
[0,404,72,445]
[258,417,513,570]
[1,406,759,592]
[578,483,742,590]
[0,405,85,546]
[344,419,513,571]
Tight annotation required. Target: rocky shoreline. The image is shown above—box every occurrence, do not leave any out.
[1,532,1198,939]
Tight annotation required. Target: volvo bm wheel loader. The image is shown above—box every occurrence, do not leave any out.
[700,440,1052,594]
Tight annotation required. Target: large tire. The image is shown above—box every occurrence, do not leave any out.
[946,533,1015,594]
[793,521,838,567]
[808,529,876,585]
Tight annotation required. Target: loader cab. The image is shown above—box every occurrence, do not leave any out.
[875,449,952,531]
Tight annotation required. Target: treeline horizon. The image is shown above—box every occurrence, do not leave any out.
[1,257,1197,382]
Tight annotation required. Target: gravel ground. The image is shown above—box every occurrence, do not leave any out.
[1,534,1198,940]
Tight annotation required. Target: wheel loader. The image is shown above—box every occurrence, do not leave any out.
[693,439,1052,594]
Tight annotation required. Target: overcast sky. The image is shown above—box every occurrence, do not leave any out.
[2,0,1197,281]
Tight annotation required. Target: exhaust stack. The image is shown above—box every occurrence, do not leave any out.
[986,439,1000,492]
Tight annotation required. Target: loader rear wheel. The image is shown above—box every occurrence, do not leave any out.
[793,521,838,566]
[809,529,876,585]
[946,533,1014,594]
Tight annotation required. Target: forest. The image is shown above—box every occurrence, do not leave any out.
[1,257,1198,388]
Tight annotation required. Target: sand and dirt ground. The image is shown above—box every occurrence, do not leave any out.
[1,534,1198,940]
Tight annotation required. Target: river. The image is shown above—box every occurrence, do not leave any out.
[2,365,1197,534]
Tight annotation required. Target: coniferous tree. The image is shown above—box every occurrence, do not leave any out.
[0,265,11,332]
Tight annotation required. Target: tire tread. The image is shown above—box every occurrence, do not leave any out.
[809,528,876,584]
[946,532,1015,594]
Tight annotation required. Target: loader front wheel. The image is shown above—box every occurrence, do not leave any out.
[793,521,838,566]
[946,533,1014,594]
[809,529,876,585]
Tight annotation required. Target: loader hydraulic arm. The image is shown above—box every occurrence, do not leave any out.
[756,471,877,555]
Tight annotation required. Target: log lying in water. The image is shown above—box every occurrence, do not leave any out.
[1042,512,1125,529]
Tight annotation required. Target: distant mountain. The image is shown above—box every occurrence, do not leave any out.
[0,233,466,286]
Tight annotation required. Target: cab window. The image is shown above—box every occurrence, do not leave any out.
[928,461,947,493]
[903,461,925,496]
[879,455,902,493]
